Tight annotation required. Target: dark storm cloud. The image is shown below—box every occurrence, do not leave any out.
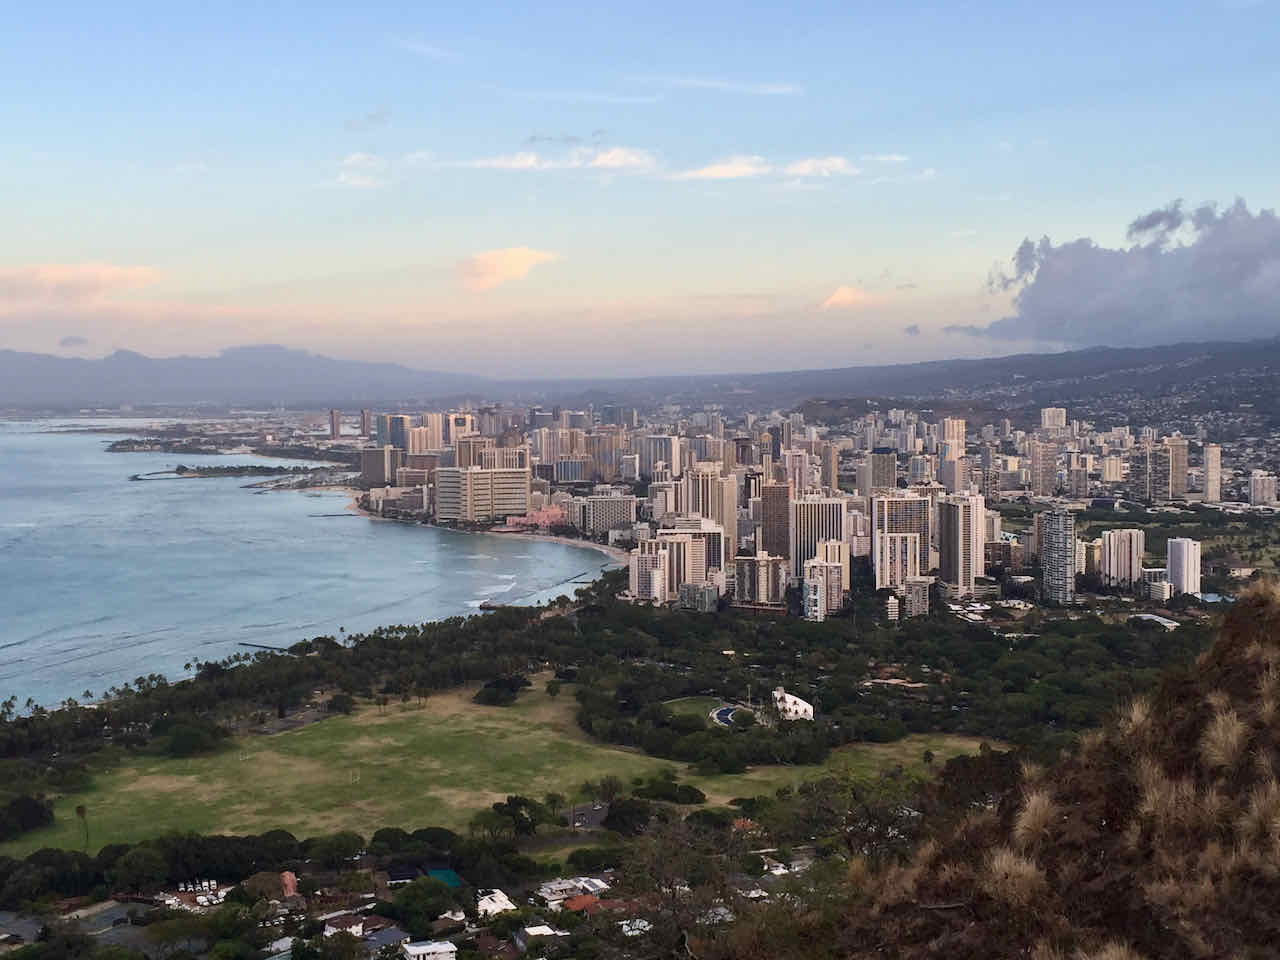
[950,199,1280,346]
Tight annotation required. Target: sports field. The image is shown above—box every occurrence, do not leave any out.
[2,682,988,857]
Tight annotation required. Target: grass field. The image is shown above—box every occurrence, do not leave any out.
[2,682,990,858]
[662,696,724,723]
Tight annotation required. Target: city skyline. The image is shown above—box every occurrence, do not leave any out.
[3,2,1280,375]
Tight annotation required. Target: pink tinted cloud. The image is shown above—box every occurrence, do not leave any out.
[0,263,159,307]
[459,247,559,291]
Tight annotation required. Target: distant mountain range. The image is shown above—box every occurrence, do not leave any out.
[2,337,1279,410]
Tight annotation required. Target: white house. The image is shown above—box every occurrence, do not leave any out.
[476,888,518,917]
[323,915,364,938]
[772,686,814,721]
[401,942,457,960]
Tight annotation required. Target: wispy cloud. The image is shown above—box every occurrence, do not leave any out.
[336,152,386,188]
[390,36,461,62]
[868,167,936,185]
[669,155,772,181]
[651,76,802,96]
[784,156,860,177]
[460,247,558,292]
[505,89,661,105]
[469,147,655,172]
[820,285,873,310]
[0,264,159,308]
[863,153,909,165]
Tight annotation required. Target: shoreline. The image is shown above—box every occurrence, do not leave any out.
[345,493,628,567]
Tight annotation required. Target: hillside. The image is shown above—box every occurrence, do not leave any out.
[5,336,1280,410]
[716,583,1280,959]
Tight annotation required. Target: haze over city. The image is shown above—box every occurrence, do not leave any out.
[4,1,1280,375]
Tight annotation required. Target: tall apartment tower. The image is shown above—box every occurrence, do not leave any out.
[940,418,966,458]
[328,409,341,440]
[420,412,446,451]
[1101,528,1145,590]
[1168,538,1202,596]
[1157,437,1189,501]
[938,494,986,597]
[789,495,847,580]
[1041,407,1068,430]
[760,482,792,559]
[869,448,898,490]
[1030,439,1057,496]
[1040,509,1076,606]
[360,409,373,438]
[872,494,931,590]
[1203,443,1222,503]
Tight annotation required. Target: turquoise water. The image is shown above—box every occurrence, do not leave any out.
[0,420,612,707]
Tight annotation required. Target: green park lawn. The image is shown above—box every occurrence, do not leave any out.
[2,684,989,858]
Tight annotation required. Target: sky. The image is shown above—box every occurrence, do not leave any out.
[2,1,1279,376]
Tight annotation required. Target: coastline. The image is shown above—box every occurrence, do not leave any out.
[345,492,628,567]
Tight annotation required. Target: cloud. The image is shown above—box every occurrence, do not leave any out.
[669,155,771,181]
[952,198,1280,346]
[336,152,386,188]
[904,324,920,337]
[505,89,662,105]
[469,147,655,172]
[588,147,655,170]
[784,156,860,177]
[526,134,584,146]
[651,76,801,95]
[863,153,909,164]
[459,248,558,292]
[820,285,873,310]
[391,36,460,61]
[58,335,88,348]
[0,264,158,307]
[868,167,936,185]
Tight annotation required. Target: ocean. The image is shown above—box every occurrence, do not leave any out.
[0,420,614,707]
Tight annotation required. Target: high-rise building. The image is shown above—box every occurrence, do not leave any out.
[901,576,933,618]
[789,495,847,580]
[820,442,839,491]
[1030,440,1057,496]
[328,409,342,440]
[938,456,972,494]
[760,482,792,558]
[867,448,898,491]
[360,409,373,437]
[872,494,931,590]
[1101,528,1145,589]
[584,493,638,535]
[1069,467,1090,499]
[940,418,966,458]
[434,466,531,521]
[1157,437,1189,501]
[1168,538,1202,596]
[375,414,392,446]
[802,558,844,622]
[455,435,496,467]
[629,541,670,603]
[733,550,788,606]
[643,435,682,478]
[1203,443,1221,503]
[1102,455,1124,484]
[1250,470,1277,506]
[1041,509,1076,606]
[388,415,413,451]
[938,494,985,597]
[1040,407,1068,430]
[686,466,739,562]
[420,413,446,451]
[360,445,401,487]
[816,538,850,591]
[659,516,726,576]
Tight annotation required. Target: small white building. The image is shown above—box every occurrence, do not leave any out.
[323,915,364,938]
[773,686,814,721]
[476,888,518,918]
[401,942,457,960]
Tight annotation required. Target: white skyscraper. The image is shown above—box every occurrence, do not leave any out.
[938,494,985,597]
[1203,444,1221,503]
[1168,538,1202,596]
[1040,407,1068,430]
[872,494,931,591]
[1100,528,1145,590]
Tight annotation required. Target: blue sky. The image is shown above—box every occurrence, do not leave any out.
[2,1,1278,375]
